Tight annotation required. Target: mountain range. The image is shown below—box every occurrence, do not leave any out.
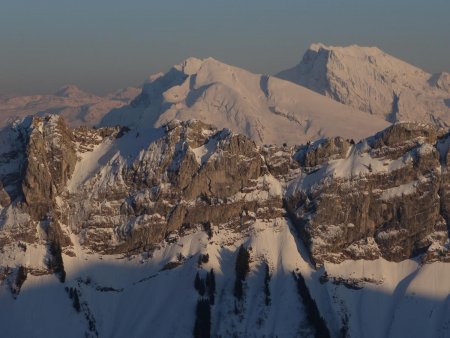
[1,44,450,338]
[2,44,450,145]
[0,85,140,128]
[98,56,388,145]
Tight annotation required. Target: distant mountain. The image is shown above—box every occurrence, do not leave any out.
[0,85,140,128]
[54,84,96,99]
[277,43,450,127]
[100,57,388,145]
[0,93,17,100]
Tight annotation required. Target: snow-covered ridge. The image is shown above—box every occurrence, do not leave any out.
[2,44,448,144]
[99,56,389,145]
[277,43,450,127]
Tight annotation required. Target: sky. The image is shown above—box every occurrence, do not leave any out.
[0,0,449,96]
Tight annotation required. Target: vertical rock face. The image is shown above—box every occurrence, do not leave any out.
[298,136,350,167]
[0,183,10,208]
[63,119,285,254]
[1,115,450,265]
[285,122,449,265]
[21,115,77,220]
[0,118,29,203]
[437,134,450,251]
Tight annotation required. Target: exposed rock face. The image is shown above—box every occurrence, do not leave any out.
[22,115,77,220]
[298,136,350,167]
[1,115,450,266]
[0,118,29,202]
[286,122,449,265]
[371,122,438,149]
[60,119,286,254]
[0,183,10,207]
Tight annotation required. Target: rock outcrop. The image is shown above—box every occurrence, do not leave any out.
[286,122,450,265]
[22,115,77,220]
[62,119,285,254]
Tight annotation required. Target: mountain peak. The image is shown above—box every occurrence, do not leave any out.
[307,42,382,54]
[173,57,223,75]
[54,84,93,99]
[174,57,205,75]
[100,55,388,145]
[299,43,415,74]
[277,43,449,126]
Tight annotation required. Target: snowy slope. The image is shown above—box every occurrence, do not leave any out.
[277,43,450,126]
[2,216,450,338]
[0,215,316,337]
[100,57,389,145]
[106,87,141,103]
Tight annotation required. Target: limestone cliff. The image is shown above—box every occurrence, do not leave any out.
[1,116,450,267]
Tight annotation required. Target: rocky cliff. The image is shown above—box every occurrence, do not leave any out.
[1,115,450,268]
[286,123,450,265]
[2,115,450,337]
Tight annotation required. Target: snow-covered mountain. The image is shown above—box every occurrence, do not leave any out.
[100,57,389,145]
[2,47,450,338]
[1,115,450,337]
[277,43,450,127]
[54,84,96,99]
[0,85,140,128]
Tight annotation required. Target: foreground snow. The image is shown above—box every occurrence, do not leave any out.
[1,217,450,338]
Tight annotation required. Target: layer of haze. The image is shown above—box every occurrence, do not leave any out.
[1,0,449,96]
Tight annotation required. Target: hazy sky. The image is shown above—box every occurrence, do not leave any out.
[1,0,449,95]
